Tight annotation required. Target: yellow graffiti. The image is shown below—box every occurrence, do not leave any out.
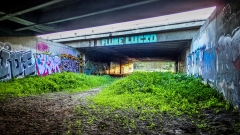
[61,54,85,70]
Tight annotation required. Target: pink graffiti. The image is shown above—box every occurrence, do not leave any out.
[37,42,49,52]
[35,54,61,76]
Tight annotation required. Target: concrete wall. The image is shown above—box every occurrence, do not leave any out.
[188,0,240,109]
[0,36,81,81]
[66,30,198,48]
[177,42,190,73]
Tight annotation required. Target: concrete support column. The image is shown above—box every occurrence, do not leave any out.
[175,60,179,73]
[120,60,122,75]
[109,62,111,75]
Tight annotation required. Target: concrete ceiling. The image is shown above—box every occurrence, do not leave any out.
[0,0,219,37]
[77,40,191,62]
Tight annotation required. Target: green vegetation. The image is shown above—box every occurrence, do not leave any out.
[66,72,238,134]
[0,72,114,100]
[93,72,230,116]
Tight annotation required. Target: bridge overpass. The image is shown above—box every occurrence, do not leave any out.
[60,21,204,64]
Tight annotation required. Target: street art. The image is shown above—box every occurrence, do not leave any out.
[0,42,11,51]
[61,54,80,73]
[221,0,240,23]
[187,46,205,77]
[187,45,216,80]
[37,42,50,52]
[85,60,109,75]
[1,41,82,81]
[35,53,61,76]
[0,42,35,81]
[102,34,157,46]
[215,27,240,106]
[78,54,84,73]
[202,48,215,80]
[216,27,240,73]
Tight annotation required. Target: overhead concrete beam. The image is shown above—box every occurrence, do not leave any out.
[65,29,198,48]
[53,21,204,42]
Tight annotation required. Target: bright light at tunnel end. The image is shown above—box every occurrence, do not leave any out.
[37,6,216,41]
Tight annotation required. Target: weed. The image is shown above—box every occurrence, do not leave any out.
[0,72,114,99]
[196,123,207,129]
[93,72,231,116]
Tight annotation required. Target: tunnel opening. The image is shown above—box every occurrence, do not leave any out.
[133,61,175,72]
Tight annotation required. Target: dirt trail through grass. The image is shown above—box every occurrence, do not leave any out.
[0,86,240,135]
[0,88,102,135]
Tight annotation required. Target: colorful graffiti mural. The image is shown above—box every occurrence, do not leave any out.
[85,60,109,75]
[35,53,61,76]
[0,42,81,81]
[0,42,35,81]
[215,27,240,105]
[61,54,80,73]
[187,45,216,80]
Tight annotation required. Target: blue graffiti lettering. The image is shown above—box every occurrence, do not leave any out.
[102,34,157,45]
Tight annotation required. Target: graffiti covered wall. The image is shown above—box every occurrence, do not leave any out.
[0,42,35,81]
[61,54,80,73]
[0,37,81,80]
[85,60,109,75]
[188,0,240,109]
[35,53,61,76]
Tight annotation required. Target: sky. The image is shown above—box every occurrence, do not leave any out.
[38,6,216,41]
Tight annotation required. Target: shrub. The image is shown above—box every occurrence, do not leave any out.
[0,72,114,99]
[93,72,230,116]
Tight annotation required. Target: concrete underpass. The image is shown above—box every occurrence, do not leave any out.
[62,22,200,74]
[0,1,240,133]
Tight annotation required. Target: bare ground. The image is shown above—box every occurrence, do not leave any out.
[0,88,240,135]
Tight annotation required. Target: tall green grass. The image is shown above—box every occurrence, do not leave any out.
[0,72,114,99]
[93,72,230,116]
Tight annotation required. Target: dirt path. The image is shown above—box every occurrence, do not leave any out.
[1,88,240,135]
[0,88,102,135]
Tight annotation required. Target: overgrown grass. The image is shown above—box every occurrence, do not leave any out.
[0,72,114,100]
[93,72,230,116]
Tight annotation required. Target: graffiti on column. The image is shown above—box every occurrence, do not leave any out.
[78,54,84,73]
[35,53,61,76]
[0,42,35,81]
[61,54,80,73]
[215,27,240,105]
[85,60,94,75]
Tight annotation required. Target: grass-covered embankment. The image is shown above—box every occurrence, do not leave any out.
[93,72,230,116]
[0,72,114,99]
[68,72,239,134]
